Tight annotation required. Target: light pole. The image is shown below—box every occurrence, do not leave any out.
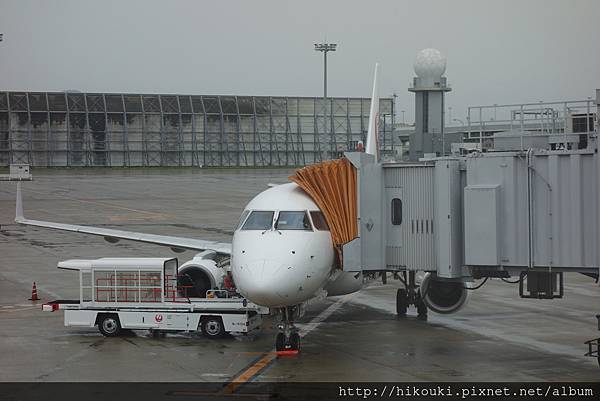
[314,42,337,161]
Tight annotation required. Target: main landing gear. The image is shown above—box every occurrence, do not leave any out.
[275,306,301,354]
[396,271,428,320]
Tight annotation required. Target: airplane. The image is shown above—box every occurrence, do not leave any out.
[11,65,469,352]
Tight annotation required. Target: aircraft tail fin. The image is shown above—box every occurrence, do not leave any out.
[365,63,380,161]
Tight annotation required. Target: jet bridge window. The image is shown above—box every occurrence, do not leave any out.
[310,211,330,231]
[275,211,312,231]
[241,211,274,230]
[391,198,402,225]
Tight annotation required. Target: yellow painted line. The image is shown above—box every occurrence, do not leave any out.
[170,390,270,398]
[216,293,355,395]
[235,351,269,356]
[220,352,277,395]
[109,215,153,222]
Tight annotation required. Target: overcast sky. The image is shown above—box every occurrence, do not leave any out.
[1,0,599,122]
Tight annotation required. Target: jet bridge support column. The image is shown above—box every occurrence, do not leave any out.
[342,152,384,272]
[434,158,467,279]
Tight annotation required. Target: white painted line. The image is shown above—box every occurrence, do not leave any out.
[349,288,592,362]
[297,293,354,337]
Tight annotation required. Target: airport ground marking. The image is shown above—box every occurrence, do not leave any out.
[297,292,354,337]
[220,292,356,395]
[221,352,277,395]
[0,305,37,314]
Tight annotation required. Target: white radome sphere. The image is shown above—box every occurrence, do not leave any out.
[414,48,446,79]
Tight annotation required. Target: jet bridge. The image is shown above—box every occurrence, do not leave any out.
[341,146,600,296]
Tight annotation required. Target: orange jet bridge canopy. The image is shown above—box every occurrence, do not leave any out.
[289,158,358,264]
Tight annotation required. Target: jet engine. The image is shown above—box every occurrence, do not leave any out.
[420,273,469,314]
[178,251,226,298]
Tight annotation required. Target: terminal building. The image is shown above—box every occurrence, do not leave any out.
[0,92,394,167]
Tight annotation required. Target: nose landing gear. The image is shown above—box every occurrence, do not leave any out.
[275,306,301,355]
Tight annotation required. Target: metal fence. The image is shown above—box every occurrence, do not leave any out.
[0,92,393,167]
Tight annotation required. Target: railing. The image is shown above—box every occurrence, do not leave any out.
[164,274,194,303]
[93,273,194,303]
[206,289,230,299]
[465,99,597,149]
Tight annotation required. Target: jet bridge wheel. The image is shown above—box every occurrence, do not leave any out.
[396,288,408,317]
[416,293,428,320]
[98,314,122,337]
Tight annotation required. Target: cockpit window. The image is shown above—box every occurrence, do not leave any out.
[310,211,330,231]
[235,210,250,230]
[241,211,274,230]
[275,211,312,231]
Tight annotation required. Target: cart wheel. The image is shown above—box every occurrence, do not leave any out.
[201,316,225,339]
[396,288,408,317]
[98,314,121,337]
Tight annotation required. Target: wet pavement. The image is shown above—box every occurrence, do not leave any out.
[0,168,598,382]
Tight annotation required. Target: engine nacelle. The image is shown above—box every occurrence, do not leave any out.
[420,273,469,314]
[178,250,226,298]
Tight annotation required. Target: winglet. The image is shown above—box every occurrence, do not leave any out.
[15,181,24,222]
[365,63,380,162]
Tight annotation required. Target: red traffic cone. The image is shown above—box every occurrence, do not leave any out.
[29,282,40,301]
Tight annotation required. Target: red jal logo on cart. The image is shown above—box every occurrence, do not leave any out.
[155,314,163,323]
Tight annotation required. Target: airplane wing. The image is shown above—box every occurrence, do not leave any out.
[13,182,231,256]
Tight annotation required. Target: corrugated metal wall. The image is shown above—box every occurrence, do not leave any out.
[0,92,394,168]
[384,164,435,270]
[465,151,599,269]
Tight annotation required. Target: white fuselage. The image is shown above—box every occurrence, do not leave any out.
[231,183,361,308]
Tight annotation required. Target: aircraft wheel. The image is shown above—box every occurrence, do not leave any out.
[416,295,428,320]
[275,333,286,351]
[396,289,408,317]
[98,314,121,337]
[288,332,301,351]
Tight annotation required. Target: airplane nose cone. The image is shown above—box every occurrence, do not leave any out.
[235,260,286,306]
[234,259,318,308]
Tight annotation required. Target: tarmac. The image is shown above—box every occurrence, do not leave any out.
[0,168,599,382]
